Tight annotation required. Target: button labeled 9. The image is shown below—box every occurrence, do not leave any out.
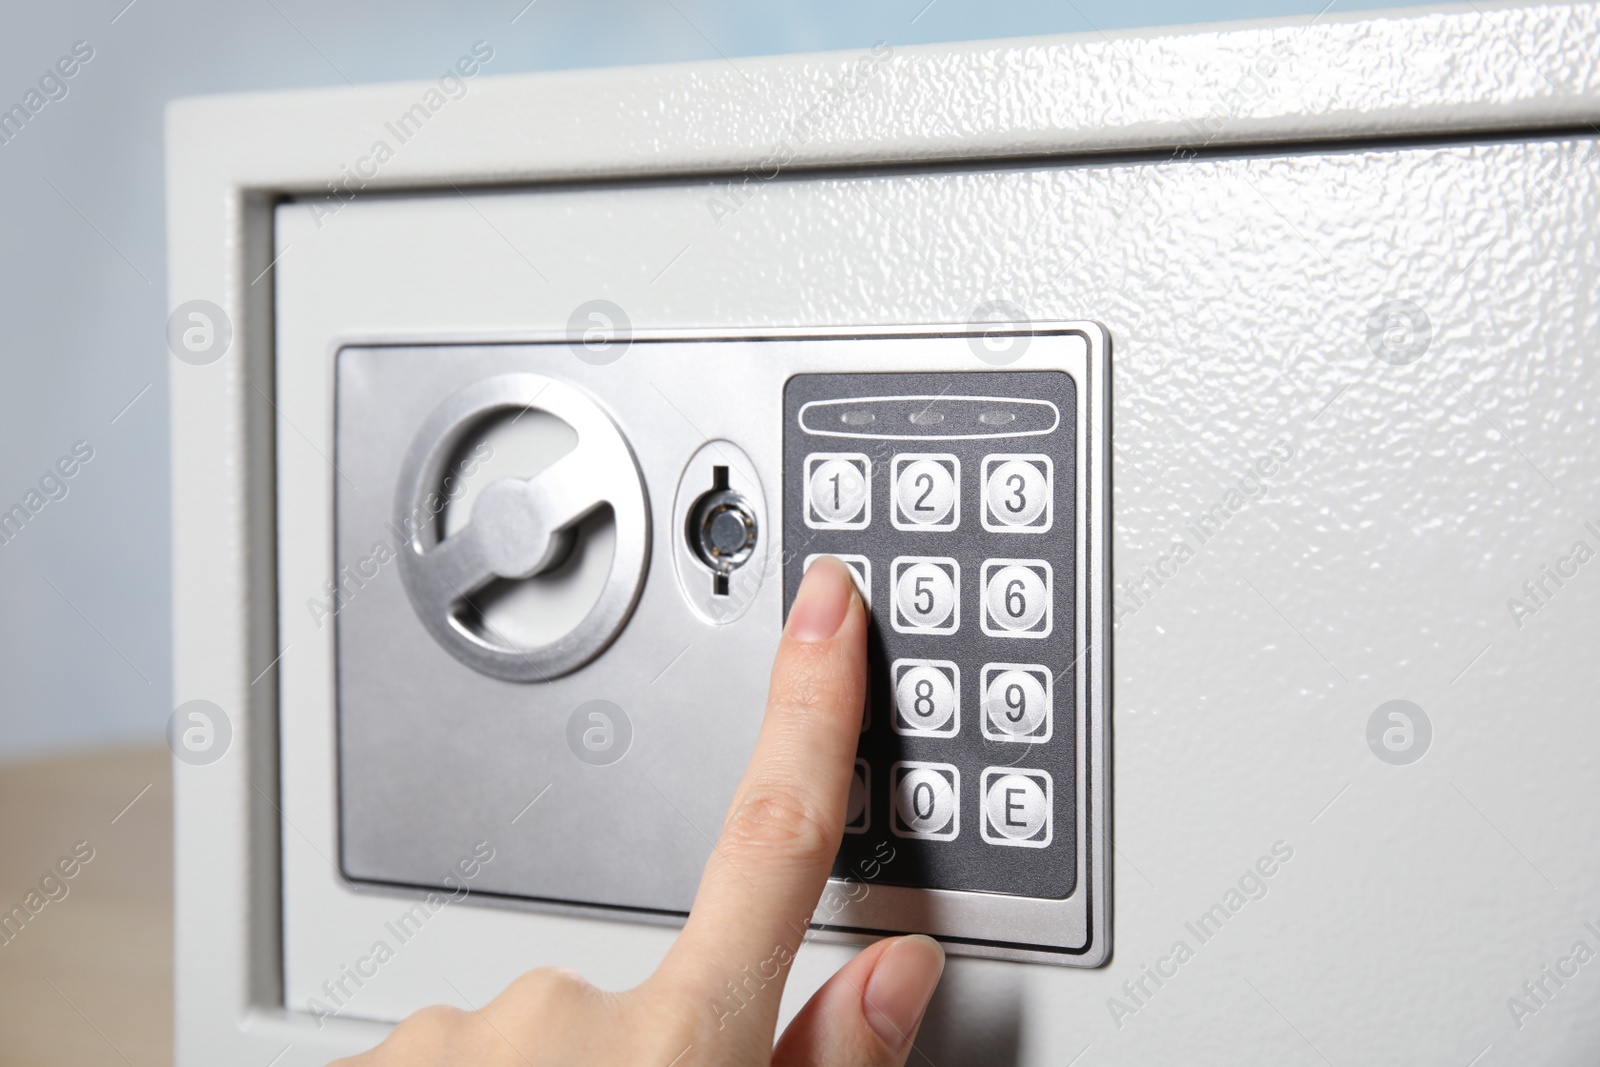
[981,664,1052,742]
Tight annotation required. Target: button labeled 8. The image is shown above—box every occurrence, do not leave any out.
[892,659,960,736]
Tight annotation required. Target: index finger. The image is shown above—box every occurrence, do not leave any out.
[653,557,868,1032]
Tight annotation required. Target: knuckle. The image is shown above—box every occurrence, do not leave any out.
[774,650,830,712]
[722,779,837,867]
[379,1003,466,1055]
[771,645,863,727]
[504,966,595,1006]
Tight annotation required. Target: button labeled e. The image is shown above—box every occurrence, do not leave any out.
[980,768,1052,848]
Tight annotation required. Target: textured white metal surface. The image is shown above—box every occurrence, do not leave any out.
[168,4,1600,1064]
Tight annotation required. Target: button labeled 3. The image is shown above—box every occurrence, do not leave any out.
[891,762,960,840]
[982,454,1053,532]
[981,768,1052,848]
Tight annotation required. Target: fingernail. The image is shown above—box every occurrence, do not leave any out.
[786,557,856,642]
[863,935,945,1052]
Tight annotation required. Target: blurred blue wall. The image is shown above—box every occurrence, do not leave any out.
[0,0,1435,759]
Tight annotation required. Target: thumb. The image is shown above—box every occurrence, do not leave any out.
[771,936,945,1067]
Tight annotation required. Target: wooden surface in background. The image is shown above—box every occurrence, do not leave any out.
[0,746,172,1066]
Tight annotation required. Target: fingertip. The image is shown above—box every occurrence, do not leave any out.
[786,556,860,643]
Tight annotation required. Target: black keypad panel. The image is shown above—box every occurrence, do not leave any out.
[783,371,1077,900]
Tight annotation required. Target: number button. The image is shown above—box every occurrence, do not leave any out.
[891,557,960,634]
[980,664,1052,742]
[804,553,871,608]
[980,768,1052,848]
[891,454,960,531]
[805,453,871,529]
[892,659,960,736]
[982,454,1053,532]
[981,559,1052,638]
[891,762,960,840]
[845,760,870,834]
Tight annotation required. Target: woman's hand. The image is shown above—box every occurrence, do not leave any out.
[336,556,945,1067]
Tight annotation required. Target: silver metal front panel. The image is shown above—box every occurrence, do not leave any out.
[335,325,1109,964]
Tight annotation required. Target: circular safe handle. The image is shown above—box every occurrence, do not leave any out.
[394,372,650,682]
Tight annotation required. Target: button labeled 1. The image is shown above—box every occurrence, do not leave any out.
[981,559,1053,638]
[982,454,1053,532]
[892,454,960,531]
[891,762,960,840]
[981,663,1052,742]
[805,453,871,529]
[980,768,1052,848]
[892,659,960,736]
[892,557,960,634]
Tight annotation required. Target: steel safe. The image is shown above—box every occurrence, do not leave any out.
[169,5,1600,1064]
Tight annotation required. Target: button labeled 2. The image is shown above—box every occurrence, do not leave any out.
[892,454,960,531]
[891,557,960,634]
[891,762,960,840]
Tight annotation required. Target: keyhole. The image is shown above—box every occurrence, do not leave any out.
[687,465,759,595]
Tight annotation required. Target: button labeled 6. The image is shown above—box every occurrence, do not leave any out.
[981,559,1053,637]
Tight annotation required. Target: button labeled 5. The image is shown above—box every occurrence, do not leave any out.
[982,454,1053,532]
[892,454,960,531]
[891,557,960,634]
[892,659,960,736]
[891,762,960,840]
[981,559,1052,638]
[805,453,870,529]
